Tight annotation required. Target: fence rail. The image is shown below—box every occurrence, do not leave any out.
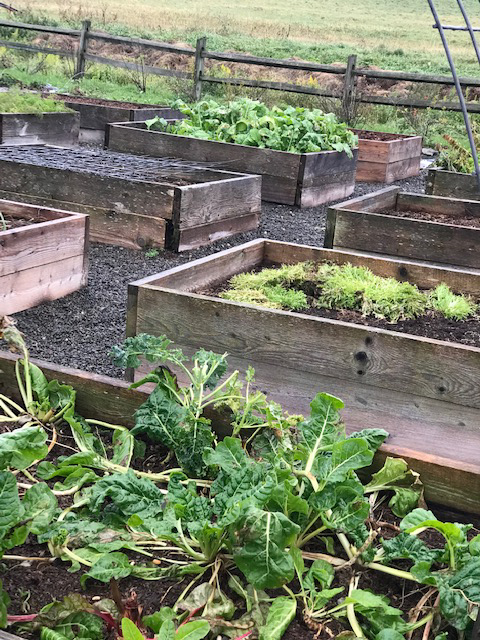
[0,16,479,113]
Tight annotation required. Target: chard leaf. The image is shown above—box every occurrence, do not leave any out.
[437,559,480,630]
[53,612,104,639]
[382,533,443,567]
[46,380,76,411]
[203,437,248,472]
[22,482,57,534]
[111,334,186,369]
[175,620,210,640]
[258,597,296,640]
[0,425,48,470]
[192,349,228,389]
[376,632,405,640]
[157,620,175,640]
[29,362,49,402]
[111,429,134,468]
[40,630,69,640]
[297,393,345,460]
[143,608,175,633]
[121,618,145,640]
[348,428,388,453]
[364,458,421,516]
[212,464,272,525]
[0,580,10,628]
[89,470,165,520]
[317,437,374,484]
[0,471,21,537]
[470,535,480,556]
[232,507,300,589]
[81,552,132,585]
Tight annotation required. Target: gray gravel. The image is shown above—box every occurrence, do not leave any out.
[13,172,426,378]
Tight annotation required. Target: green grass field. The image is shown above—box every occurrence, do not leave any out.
[11,0,480,74]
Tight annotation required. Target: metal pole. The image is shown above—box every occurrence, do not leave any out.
[456,0,480,64]
[427,0,480,191]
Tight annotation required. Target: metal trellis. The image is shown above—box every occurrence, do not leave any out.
[429,0,480,191]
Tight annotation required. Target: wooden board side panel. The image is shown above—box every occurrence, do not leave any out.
[426,169,480,200]
[0,112,80,146]
[333,186,399,211]
[397,191,480,216]
[356,157,421,183]
[332,209,480,269]
[175,213,259,251]
[134,286,480,408]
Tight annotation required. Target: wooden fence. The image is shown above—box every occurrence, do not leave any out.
[1,17,480,113]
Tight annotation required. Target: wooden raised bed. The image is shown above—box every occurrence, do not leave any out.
[0,199,88,315]
[325,186,480,269]
[53,95,183,144]
[352,129,422,183]
[0,111,80,146]
[426,167,480,200]
[126,238,480,514]
[105,121,358,207]
[0,146,261,252]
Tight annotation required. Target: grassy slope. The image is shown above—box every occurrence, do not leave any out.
[12,0,480,74]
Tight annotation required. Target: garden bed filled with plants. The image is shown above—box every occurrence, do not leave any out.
[0,92,79,147]
[325,187,480,269]
[0,199,88,315]
[0,146,260,251]
[352,129,422,184]
[106,98,358,207]
[0,318,479,640]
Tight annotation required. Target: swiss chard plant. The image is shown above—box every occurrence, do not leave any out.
[145,98,357,155]
[0,318,479,640]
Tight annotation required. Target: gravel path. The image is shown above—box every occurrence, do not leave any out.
[13,172,426,378]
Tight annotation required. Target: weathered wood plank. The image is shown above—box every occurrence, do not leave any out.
[426,168,480,200]
[332,186,399,212]
[0,112,80,146]
[332,208,480,268]
[356,157,421,184]
[133,283,480,409]
[398,191,480,216]
[174,212,259,252]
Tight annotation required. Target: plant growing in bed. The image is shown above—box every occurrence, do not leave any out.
[0,318,479,639]
[145,97,357,155]
[0,91,73,115]
[220,262,478,323]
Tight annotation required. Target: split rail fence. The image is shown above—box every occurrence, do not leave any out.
[1,17,480,113]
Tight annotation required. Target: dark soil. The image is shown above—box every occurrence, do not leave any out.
[379,206,480,228]
[354,129,413,141]
[0,146,222,186]
[12,172,427,378]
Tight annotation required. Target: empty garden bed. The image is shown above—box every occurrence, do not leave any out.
[325,185,480,269]
[0,146,260,251]
[106,121,358,206]
[0,198,88,314]
[426,166,480,200]
[352,129,422,183]
[126,238,480,514]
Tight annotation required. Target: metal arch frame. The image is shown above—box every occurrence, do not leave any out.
[429,0,480,191]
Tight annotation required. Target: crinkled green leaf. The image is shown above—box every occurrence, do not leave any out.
[111,334,186,369]
[192,349,227,389]
[0,470,21,537]
[348,428,388,453]
[258,597,296,640]
[22,482,57,534]
[0,579,10,628]
[0,425,48,470]
[90,470,165,520]
[81,552,132,585]
[143,608,175,634]
[203,437,247,473]
[297,393,345,461]
[437,558,480,630]
[364,457,421,516]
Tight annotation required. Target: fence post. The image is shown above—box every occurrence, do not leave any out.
[342,54,357,123]
[75,19,91,79]
[193,36,206,101]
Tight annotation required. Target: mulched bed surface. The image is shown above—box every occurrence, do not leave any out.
[13,172,427,378]
[378,206,480,228]
[354,129,415,141]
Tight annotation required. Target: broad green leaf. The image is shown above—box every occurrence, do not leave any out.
[121,618,145,640]
[29,362,49,402]
[232,507,300,589]
[470,534,480,556]
[110,334,185,369]
[258,597,296,640]
[297,393,345,460]
[0,580,10,628]
[157,620,175,640]
[175,620,210,640]
[81,552,132,585]
[40,630,69,640]
[111,429,134,468]
[46,380,76,411]
[22,482,57,534]
[143,608,175,633]
[54,611,104,639]
[382,533,443,568]
[90,470,164,520]
[203,437,247,472]
[400,509,436,530]
[437,558,480,630]
[375,632,405,640]
[305,559,335,590]
[319,438,374,484]
[348,428,388,453]
[0,425,48,470]
[364,457,421,516]
[0,471,21,536]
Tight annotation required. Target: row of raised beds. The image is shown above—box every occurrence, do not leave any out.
[1,90,480,640]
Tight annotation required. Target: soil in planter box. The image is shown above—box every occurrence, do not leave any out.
[378,206,480,228]
[355,130,410,141]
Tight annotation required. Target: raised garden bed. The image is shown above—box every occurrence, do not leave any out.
[51,94,183,144]
[126,238,480,514]
[426,166,480,200]
[325,185,480,269]
[0,111,79,146]
[0,146,260,251]
[352,129,422,183]
[0,198,88,315]
[106,121,358,207]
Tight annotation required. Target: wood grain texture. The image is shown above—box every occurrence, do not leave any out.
[333,186,399,211]
[63,101,184,130]
[331,208,480,268]
[0,112,80,146]
[356,156,421,183]
[0,199,88,313]
[426,168,480,200]
[0,349,479,514]
[174,212,259,252]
